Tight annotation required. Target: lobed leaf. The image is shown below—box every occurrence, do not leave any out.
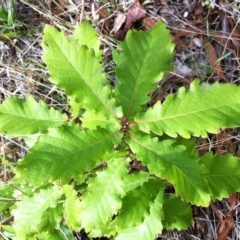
[14,126,122,187]
[71,21,102,58]
[0,184,15,212]
[135,80,240,138]
[123,171,152,193]
[111,179,164,231]
[200,153,240,200]
[127,132,211,206]
[0,95,67,137]
[11,185,63,240]
[114,179,164,240]
[40,228,74,240]
[113,21,174,120]
[81,109,116,130]
[162,195,193,230]
[38,204,63,233]
[80,157,129,232]
[62,184,81,231]
[42,24,121,126]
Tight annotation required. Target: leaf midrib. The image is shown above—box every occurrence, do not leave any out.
[1,112,64,122]
[37,130,121,162]
[47,31,117,119]
[94,160,126,224]
[130,135,207,204]
[135,103,238,125]
[126,40,152,118]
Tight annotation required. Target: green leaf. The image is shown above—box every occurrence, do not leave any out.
[81,109,115,130]
[5,20,240,239]
[200,153,240,200]
[114,21,174,120]
[38,204,63,233]
[62,184,81,231]
[123,171,152,193]
[127,132,211,206]
[0,95,67,137]
[71,21,102,58]
[0,6,8,22]
[14,126,122,187]
[60,225,76,240]
[111,179,164,230]
[0,184,15,212]
[80,157,129,232]
[0,225,17,240]
[38,229,63,240]
[135,80,240,138]
[173,137,199,157]
[114,179,164,240]
[42,24,121,125]
[162,195,193,230]
[24,133,41,148]
[11,185,63,240]
[37,225,75,240]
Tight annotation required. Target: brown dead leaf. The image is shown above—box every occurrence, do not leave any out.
[229,23,240,62]
[208,13,240,61]
[228,192,238,210]
[125,2,146,30]
[112,12,126,34]
[97,7,108,19]
[56,0,68,8]
[159,0,167,5]
[97,7,111,31]
[52,9,66,17]
[142,17,157,29]
[217,210,235,240]
[174,22,239,81]
[213,130,229,154]
[211,202,223,221]
[198,138,209,155]
[202,36,227,81]
[211,200,236,240]
[50,0,78,18]
[149,74,191,105]
[173,27,200,49]
[194,7,204,15]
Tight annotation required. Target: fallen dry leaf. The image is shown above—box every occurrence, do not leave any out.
[125,2,146,30]
[194,6,204,15]
[142,17,157,29]
[112,12,126,34]
[97,7,111,31]
[159,0,167,5]
[217,210,235,240]
[174,26,200,48]
[56,0,68,8]
[229,22,240,63]
[212,201,236,240]
[175,59,194,76]
[228,192,238,210]
[202,36,227,81]
[213,130,230,154]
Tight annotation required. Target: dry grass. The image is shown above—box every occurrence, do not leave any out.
[1,0,240,239]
